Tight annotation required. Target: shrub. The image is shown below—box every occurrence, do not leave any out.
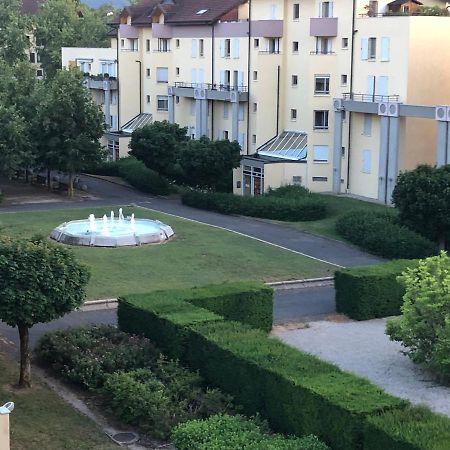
[335,210,437,259]
[35,326,159,389]
[364,406,450,450]
[104,361,236,439]
[182,191,328,221]
[335,260,418,320]
[266,185,311,198]
[172,414,330,450]
[386,252,450,381]
[118,293,405,450]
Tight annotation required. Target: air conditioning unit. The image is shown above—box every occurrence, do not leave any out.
[435,105,448,121]
[333,98,344,111]
[378,102,389,116]
[167,86,174,95]
[230,91,238,103]
[387,102,399,117]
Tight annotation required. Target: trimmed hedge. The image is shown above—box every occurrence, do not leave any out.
[118,281,273,334]
[364,406,450,450]
[335,210,437,259]
[182,190,327,221]
[335,260,418,320]
[118,292,405,450]
[172,414,330,450]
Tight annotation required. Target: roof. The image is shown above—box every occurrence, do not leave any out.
[257,131,308,161]
[21,0,42,15]
[121,113,153,134]
[387,0,423,5]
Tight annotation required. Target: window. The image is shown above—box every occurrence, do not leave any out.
[293,3,300,19]
[239,104,245,121]
[175,67,180,76]
[368,0,378,15]
[196,8,208,14]
[156,67,168,83]
[199,39,204,57]
[267,38,280,54]
[120,39,125,48]
[157,95,169,111]
[110,115,118,130]
[232,38,240,58]
[381,37,390,61]
[314,75,330,94]
[252,134,257,144]
[314,110,329,130]
[341,74,348,86]
[146,68,151,77]
[292,75,298,86]
[270,4,277,19]
[146,95,150,104]
[175,96,180,104]
[158,38,170,52]
[223,130,229,140]
[107,140,119,161]
[363,114,372,136]
[191,39,198,58]
[293,41,299,53]
[176,39,180,48]
[253,102,258,112]
[291,109,297,120]
[313,145,329,162]
[36,69,43,78]
[223,103,229,119]
[129,39,138,51]
[225,39,231,57]
[100,61,116,77]
[312,176,328,182]
[254,38,259,48]
[316,37,331,54]
[342,38,348,49]
[292,176,302,185]
[29,52,36,63]
[111,91,117,105]
[78,60,91,73]
[253,71,258,81]
[319,1,332,17]
[368,37,376,60]
[146,39,150,52]
[362,149,372,173]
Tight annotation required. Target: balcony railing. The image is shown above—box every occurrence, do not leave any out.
[174,82,248,93]
[343,93,400,102]
[310,50,335,55]
[258,50,281,55]
[358,11,450,18]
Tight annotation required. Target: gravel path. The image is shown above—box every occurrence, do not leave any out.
[273,319,450,417]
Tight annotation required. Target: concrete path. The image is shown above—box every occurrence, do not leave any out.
[274,319,450,417]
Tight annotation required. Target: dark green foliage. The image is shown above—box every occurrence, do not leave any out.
[172,414,330,450]
[35,326,160,389]
[364,406,450,450]
[335,210,437,259]
[393,165,450,249]
[118,293,405,450]
[104,364,236,439]
[182,191,328,221]
[129,121,189,177]
[177,137,241,191]
[334,260,418,320]
[266,185,311,198]
[118,281,273,334]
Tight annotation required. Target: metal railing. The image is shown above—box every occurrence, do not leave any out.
[310,50,336,55]
[343,92,400,102]
[174,82,248,93]
[358,11,449,18]
[258,50,282,55]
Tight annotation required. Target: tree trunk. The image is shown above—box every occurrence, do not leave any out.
[47,169,51,191]
[18,324,31,388]
[68,172,74,198]
[25,167,29,183]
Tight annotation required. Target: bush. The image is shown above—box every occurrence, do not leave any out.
[103,361,236,439]
[35,326,159,389]
[386,252,450,381]
[266,185,311,199]
[335,210,437,259]
[182,191,328,221]
[172,414,329,450]
[335,260,418,320]
[118,293,405,450]
[364,406,450,450]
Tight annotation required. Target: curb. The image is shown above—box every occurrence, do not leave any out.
[81,277,335,310]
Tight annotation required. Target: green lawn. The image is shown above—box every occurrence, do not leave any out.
[280,194,391,241]
[0,207,333,299]
[0,357,117,450]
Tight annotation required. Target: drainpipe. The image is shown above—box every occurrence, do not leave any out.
[276,65,280,135]
[346,0,357,191]
[135,60,142,114]
[211,24,215,139]
[116,35,120,128]
[246,0,252,154]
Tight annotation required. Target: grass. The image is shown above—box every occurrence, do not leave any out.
[0,356,117,450]
[0,207,334,299]
[280,194,391,241]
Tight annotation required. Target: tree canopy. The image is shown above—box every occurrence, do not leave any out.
[0,236,90,387]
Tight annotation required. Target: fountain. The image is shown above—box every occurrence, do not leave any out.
[50,209,174,247]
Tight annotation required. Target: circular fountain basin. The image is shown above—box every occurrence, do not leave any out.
[50,218,174,247]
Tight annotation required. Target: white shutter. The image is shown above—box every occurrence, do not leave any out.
[220,70,225,85]
[198,69,205,84]
[329,2,333,17]
[313,145,329,162]
[378,76,389,97]
[191,39,197,58]
[362,149,371,173]
[381,37,390,62]
[223,103,229,119]
[270,4,277,19]
[363,114,372,136]
[238,71,244,87]
[232,39,240,59]
[217,129,222,139]
[239,104,245,121]
[361,38,368,60]
[238,133,245,150]
[220,39,225,58]
[318,2,323,17]
[191,68,197,83]
[367,75,375,96]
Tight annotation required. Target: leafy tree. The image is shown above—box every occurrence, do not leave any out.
[386,252,450,382]
[178,137,242,191]
[416,5,448,16]
[0,0,30,64]
[35,0,111,77]
[393,165,450,249]
[0,236,90,387]
[38,68,105,196]
[129,121,189,177]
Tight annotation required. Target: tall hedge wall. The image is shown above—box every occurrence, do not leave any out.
[335,260,418,320]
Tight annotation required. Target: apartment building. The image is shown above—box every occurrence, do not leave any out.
[62,0,450,203]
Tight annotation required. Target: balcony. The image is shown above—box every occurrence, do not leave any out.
[343,93,400,102]
[84,76,118,90]
[174,82,248,93]
[310,17,338,37]
[171,82,248,102]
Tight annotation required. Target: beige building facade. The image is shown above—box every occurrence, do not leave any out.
[62,0,450,202]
